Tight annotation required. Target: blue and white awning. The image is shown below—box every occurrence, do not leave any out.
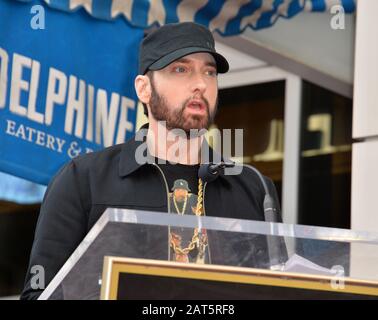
[16,0,356,36]
[0,0,143,185]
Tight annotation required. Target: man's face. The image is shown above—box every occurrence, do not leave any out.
[174,188,188,201]
[148,52,218,133]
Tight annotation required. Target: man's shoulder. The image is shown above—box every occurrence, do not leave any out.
[223,164,274,195]
[73,133,142,168]
[72,143,125,168]
[49,143,126,187]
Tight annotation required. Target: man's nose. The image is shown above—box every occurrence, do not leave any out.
[190,72,207,93]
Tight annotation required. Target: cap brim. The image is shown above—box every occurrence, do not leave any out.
[148,46,229,74]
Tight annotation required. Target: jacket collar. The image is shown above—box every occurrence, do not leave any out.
[118,123,224,177]
[118,123,149,177]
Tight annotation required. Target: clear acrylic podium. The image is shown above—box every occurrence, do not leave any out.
[38,208,378,300]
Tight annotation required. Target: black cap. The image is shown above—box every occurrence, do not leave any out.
[139,22,229,75]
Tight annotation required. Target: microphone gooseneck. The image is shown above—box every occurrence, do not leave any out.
[199,162,279,220]
[198,161,286,268]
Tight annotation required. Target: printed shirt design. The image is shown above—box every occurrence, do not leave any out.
[169,179,209,264]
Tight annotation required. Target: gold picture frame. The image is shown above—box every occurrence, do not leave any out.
[100,256,378,300]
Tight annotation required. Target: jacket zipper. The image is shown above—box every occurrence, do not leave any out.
[151,163,171,260]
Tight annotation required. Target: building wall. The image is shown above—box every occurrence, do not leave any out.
[352,0,378,232]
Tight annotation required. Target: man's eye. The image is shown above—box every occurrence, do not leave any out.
[174,66,186,73]
[206,69,217,77]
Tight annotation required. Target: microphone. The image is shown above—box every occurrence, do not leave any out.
[199,162,279,219]
[198,161,286,269]
[198,161,236,183]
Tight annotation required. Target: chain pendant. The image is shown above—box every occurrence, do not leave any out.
[175,252,189,263]
[170,178,207,263]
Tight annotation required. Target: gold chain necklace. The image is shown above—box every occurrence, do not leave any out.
[170,178,207,257]
[173,194,188,215]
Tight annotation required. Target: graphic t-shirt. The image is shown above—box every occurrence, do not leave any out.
[155,159,210,264]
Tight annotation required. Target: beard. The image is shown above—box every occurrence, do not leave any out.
[148,79,218,134]
[174,194,186,202]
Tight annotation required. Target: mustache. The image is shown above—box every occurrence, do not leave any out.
[181,96,210,111]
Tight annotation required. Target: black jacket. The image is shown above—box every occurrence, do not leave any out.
[20,127,282,300]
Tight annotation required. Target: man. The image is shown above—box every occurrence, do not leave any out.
[21,22,282,300]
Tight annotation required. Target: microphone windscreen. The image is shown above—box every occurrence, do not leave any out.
[198,164,219,183]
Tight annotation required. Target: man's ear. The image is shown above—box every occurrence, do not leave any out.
[135,75,151,105]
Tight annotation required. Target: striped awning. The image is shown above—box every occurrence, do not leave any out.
[17,0,355,36]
